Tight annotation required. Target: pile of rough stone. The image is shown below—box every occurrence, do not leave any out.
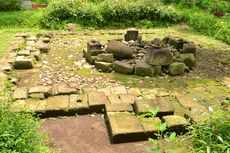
[83,28,197,76]
[0,33,51,72]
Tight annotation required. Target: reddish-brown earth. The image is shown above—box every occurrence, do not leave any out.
[42,115,148,153]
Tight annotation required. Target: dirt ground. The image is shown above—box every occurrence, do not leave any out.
[42,115,149,153]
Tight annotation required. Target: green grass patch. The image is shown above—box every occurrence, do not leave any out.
[0,10,43,29]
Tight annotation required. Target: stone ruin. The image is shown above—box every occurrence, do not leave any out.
[0,33,51,72]
[0,30,216,145]
[83,28,197,76]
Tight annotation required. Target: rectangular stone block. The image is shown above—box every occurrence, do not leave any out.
[57,85,80,95]
[176,94,200,109]
[133,99,157,115]
[13,56,33,69]
[110,86,127,95]
[106,103,134,113]
[184,106,210,124]
[0,63,12,72]
[156,97,174,117]
[162,115,190,134]
[119,94,137,104]
[87,40,103,56]
[107,94,122,104]
[134,98,174,118]
[27,100,47,112]
[88,92,110,112]
[29,86,52,97]
[46,95,69,111]
[17,50,30,56]
[95,61,113,72]
[97,88,111,96]
[13,87,28,100]
[69,94,89,112]
[140,117,161,138]
[107,112,145,143]
[29,93,45,100]
[127,88,141,96]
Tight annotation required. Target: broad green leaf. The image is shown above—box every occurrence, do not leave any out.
[160,122,167,132]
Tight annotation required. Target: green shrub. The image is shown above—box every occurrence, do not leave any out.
[100,0,179,22]
[163,0,230,13]
[40,0,179,29]
[0,0,21,11]
[187,10,230,44]
[0,10,43,28]
[40,0,102,29]
[32,0,51,5]
[187,112,230,152]
[196,0,230,13]
[0,108,50,153]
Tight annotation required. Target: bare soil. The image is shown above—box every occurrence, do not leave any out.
[42,115,148,153]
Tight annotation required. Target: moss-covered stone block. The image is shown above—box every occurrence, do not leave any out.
[140,117,161,138]
[162,115,190,134]
[184,106,210,124]
[134,61,154,76]
[169,62,185,76]
[97,53,114,63]
[106,112,145,143]
[107,94,122,104]
[157,97,174,117]
[134,97,174,117]
[46,95,69,111]
[181,53,196,69]
[27,100,47,112]
[133,99,157,115]
[83,49,97,64]
[95,61,113,72]
[69,94,89,112]
[110,86,127,95]
[105,103,133,113]
[13,57,34,69]
[176,94,200,109]
[146,47,173,66]
[119,94,137,104]
[13,87,28,100]
[88,92,110,112]
[113,61,134,75]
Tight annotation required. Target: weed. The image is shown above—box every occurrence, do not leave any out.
[186,111,230,153]
[139,108,176,153]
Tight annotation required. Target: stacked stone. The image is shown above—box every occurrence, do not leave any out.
[84,29,197,76]
[0,33,51,72]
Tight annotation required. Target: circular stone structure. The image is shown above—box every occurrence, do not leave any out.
[83,29,197,77]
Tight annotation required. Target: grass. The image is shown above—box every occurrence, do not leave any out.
[0,10,43,28]
[0,28,48,57]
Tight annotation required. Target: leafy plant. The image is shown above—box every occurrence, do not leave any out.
[139,108,176,153]
[186,111,230,153]
[39,0,180,29]
[0,0,21,11]
[0,83,51,153]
